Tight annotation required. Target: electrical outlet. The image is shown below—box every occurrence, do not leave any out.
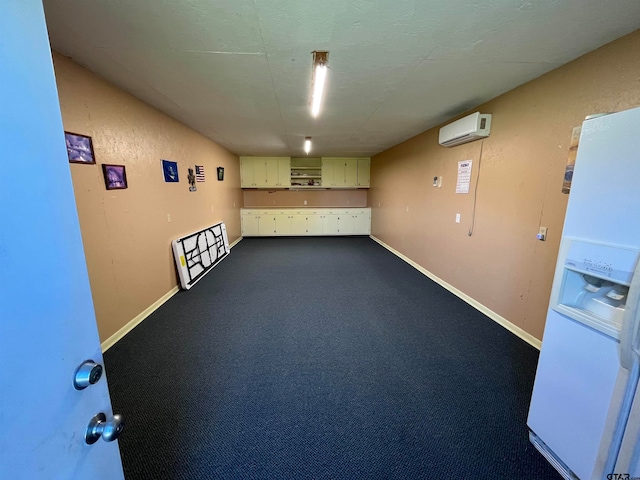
[455,213,461,223]
[167,213,172,223]
[406,206,409,213]
[304,200,307,205]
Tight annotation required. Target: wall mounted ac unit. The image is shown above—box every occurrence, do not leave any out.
[438,112,492,147]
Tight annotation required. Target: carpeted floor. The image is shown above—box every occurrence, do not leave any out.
[104,236,561,479]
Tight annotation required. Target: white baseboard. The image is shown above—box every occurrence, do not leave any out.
[101,235,244,352]
[370,235,542,350]
[101,286,180,352]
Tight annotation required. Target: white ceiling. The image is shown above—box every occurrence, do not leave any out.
[43,0,640,157]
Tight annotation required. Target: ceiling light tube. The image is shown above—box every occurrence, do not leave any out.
[311,51,328,118]
[304,137,312,154]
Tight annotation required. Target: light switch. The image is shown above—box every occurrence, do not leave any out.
[455,213,461,223]
[537,226,548,241]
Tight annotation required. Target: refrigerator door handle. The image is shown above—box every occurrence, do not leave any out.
[620,260,640,370]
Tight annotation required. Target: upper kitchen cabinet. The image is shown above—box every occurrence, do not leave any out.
[240,157,291,188]
[357,158,370,187]
[322,157,369,188]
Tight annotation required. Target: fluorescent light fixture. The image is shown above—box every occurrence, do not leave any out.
[310,51,328,117]
[304,137,312,154]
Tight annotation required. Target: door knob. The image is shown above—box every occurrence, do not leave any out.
[73,360,103,390]
[85,413,125,444]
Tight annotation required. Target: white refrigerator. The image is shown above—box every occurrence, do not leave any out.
[528,107,640,479]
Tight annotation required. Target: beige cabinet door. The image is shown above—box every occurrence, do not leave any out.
[266,159,280,187]
[254,159,269,187]
[337,213,355,234]
[322,158,337,187]
[324,158,358,187]
[290,214,307,235]
[353,211,371,234]
[258,215,276,235]
[265,157,290,187]
[274,213,292,235]
[278,158,291,187]
[344,158,358,186]
[321,213,339,234]
[242,214,260,236]
[357,158,370,187]
[240,157,256,187]
[307,213,323,235]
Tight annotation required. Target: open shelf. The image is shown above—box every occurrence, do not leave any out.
[291,157,322,187]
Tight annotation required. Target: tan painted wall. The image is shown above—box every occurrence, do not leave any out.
[243,189,367,207]
[370,30,640,341]
[53,53,243,343]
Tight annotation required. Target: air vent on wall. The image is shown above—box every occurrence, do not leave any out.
[438,112,492,147]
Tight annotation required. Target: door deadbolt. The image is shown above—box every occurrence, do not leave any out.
[74,360,103,390]
[85,413,125,444]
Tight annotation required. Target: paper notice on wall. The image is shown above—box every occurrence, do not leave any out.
[456,160,473,194]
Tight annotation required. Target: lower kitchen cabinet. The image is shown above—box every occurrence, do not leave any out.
[241,208,371,236]
[241,211,276,236]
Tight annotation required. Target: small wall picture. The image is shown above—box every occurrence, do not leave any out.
[102,164,128,190]
[65,131,96,164]
[195,165,205,182]
[217,166,224,181]
[188,167,197,192]
[162,160,179,182]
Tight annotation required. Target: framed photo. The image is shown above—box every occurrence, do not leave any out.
[217,166,224,181]
[102,164,128,190]
[65,131,96,164]
[162,159,179,182]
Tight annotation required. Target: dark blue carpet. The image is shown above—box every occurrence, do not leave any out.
[104,236,560,479]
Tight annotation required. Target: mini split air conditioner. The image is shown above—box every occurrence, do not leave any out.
[438,112,492,147]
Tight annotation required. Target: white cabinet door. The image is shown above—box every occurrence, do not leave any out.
[242,214,260,236]
[321,213,339,234]
[354,211,371,234]
[337,212,355,234]
[307,213,323,235]
[291,214,307,235]
[274,213,292,235]
[357,158,370,187]
[259,215,277,235]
